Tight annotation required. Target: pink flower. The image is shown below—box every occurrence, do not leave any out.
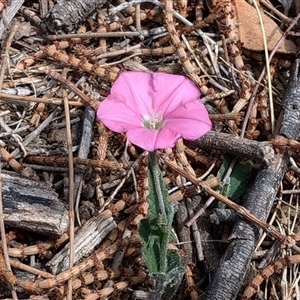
[97,71,212,151]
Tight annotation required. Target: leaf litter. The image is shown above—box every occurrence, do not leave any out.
[0,0,300,299]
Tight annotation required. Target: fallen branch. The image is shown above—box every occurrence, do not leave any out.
[203,58,300,300]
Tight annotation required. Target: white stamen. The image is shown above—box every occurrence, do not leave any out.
[142,112,164,130]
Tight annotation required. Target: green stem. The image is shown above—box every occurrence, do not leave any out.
[149,151,167,219]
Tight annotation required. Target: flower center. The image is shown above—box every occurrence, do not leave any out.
[142,112,164,130]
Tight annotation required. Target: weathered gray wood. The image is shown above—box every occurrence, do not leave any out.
[187,131,274,165]
[73,106,95,223]
[197,202,221,274]
[175,200,193,267]
[204,160,289,300]
[0,0,24,40]
[2,170,69,237]
[210,208,238,224]
[280,59,300,139]
[203,59,300,300]
[44,0,107,33]
[46,210,116,274]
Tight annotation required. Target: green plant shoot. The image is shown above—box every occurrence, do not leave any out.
[139,152,184,299]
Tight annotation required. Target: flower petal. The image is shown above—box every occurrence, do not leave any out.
[109,72,154,116]
[155,127,182,149]
[108,72,201,117]
[97,95,142,133]
[164,101,212,140]
[126,127,181,151]
[149,73,200,115]
[97,71,212,151]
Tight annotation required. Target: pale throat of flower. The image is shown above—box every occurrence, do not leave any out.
[142,112,164,130]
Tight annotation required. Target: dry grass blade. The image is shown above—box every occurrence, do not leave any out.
[0,22,23,300]
[61,85,75,300]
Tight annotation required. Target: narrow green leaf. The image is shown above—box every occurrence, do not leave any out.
[218,154,252,202]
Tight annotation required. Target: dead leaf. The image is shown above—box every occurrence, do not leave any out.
[233,0,296,54]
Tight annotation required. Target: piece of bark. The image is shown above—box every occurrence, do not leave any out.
[197,205,221,274]
[204,159,289,300]
[0,0,24,40]
[186,131,274,165]
[175,200,193,267]
[186,197,204,262]
[2,170,68,237]
[210,208,239,224]
[73,106,95,217]
[280,59,300,139]
[44,0,107,33]
[46,210,116,274]
[203,59,300,299]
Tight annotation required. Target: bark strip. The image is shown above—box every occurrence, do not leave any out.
[2,170,68,237]
[280,59,300,139]
[44,0,107,33]
[187,131,274,165]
